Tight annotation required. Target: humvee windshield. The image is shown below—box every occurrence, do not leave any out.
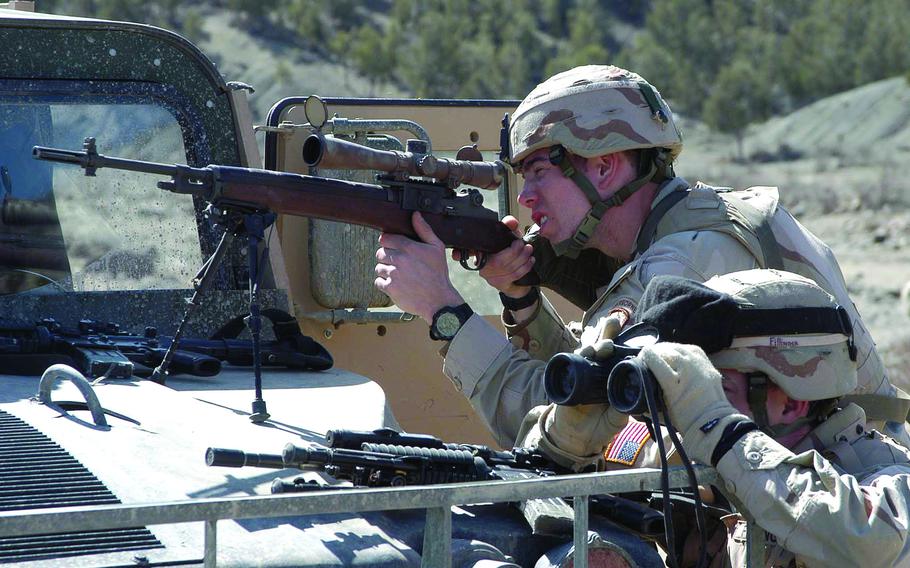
[0,97,201,295]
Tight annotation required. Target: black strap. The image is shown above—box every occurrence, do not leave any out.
[635,186,689,256]
[732,306,853,338]
[499,287,540,311]
[211,308,301,341]
[746,373,771,434]
[710,419,759,467]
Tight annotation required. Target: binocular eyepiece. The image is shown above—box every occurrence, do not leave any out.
[543,324,661,415]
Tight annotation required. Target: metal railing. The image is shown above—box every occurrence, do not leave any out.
[0,465,763,567]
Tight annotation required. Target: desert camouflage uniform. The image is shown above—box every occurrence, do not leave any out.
[442,179,903,447]
[531,404,910,568]
[442,177,754,446]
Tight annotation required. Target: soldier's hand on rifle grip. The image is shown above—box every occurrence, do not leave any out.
[468,215,536,298]
[375,212,464,323]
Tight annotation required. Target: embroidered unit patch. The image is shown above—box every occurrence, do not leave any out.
[604,421,651,466]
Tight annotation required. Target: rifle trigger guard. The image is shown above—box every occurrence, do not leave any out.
[459,250,486,271]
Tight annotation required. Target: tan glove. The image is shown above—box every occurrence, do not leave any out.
[575,336,621,359]
[535,403,628,470]
[640,342,748,465]
[534,339,628,471]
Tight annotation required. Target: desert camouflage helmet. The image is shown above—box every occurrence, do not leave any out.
[509,65,683,166]
[706,269,858,401]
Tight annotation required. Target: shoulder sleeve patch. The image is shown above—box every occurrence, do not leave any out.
[604,420,651,466]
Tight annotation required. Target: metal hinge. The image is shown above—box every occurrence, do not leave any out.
[254,121,306,135]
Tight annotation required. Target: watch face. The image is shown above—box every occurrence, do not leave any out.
[435,312,462,338]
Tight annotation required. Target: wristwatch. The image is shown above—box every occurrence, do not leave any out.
[429,303,474,341]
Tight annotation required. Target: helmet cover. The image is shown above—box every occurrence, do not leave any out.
[636,269,857,401]
[705,269,857,401]
[509,65,683,165]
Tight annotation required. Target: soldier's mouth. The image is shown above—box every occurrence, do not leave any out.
[532,213,549,227]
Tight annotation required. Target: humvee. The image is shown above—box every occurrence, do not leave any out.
[0,3,758,567]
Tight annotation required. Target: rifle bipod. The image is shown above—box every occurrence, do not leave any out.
[150,207,277,423]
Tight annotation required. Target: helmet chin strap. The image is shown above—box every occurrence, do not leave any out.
[547,145,670,259]
[746,373,815,438]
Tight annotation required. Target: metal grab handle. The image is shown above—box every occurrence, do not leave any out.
[37,364,108,427]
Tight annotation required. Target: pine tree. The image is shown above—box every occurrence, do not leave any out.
[703,57,773,160]
[544,0,611,77]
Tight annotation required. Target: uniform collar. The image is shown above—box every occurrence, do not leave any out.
[650,176,690,206]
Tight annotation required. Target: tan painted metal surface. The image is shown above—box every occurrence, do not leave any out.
[271,99,582,446]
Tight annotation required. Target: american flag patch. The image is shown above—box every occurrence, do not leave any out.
[604,421,651,466]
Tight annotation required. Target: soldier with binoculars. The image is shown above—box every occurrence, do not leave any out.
[520,269,910,567]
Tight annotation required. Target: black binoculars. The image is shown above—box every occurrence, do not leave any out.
[543,324,662,415]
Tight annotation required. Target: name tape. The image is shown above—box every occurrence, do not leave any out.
[729,333,848,350]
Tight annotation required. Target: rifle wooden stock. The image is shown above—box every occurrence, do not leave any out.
[214,168,517,254]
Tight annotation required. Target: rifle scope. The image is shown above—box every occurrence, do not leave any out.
[302,134,505,190]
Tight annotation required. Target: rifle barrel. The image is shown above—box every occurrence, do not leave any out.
[33,145,180,177]
[206,447,286,469]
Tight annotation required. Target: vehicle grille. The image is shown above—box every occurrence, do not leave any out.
[0,410,164,563]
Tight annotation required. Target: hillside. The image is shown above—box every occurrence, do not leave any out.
[680,76,910,212]
[748,77,910,158]
[194,8,405,122]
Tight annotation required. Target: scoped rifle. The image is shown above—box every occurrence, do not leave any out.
[32,137,537,274]
[32,134,535,418]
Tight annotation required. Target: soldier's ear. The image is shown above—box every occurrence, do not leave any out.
[589,153,624,186]
[780,397,811,422]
